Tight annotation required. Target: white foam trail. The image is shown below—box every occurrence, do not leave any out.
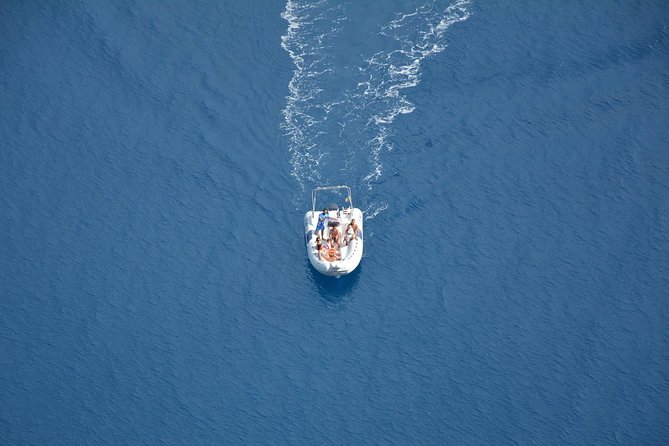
[357,0,471,188]
[281,0,471,214]
[280,0,346,191]
[364,202,389,220]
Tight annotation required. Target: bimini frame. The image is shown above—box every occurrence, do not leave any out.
[311,185,353,213]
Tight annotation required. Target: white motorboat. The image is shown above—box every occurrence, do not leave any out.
[304,185,363,277]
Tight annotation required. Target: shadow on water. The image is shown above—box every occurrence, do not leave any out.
[307,260,362,304]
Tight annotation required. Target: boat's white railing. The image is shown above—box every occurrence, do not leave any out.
[311,185,353,212]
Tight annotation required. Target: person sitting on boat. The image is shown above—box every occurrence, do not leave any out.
[344,219,359,246]
[329,223,341,248]
[316,208,328,239]
[316,236,326,260]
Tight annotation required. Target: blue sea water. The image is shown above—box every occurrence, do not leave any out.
[1,0,668,444]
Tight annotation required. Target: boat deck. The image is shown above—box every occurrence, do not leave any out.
[307,209,361,262]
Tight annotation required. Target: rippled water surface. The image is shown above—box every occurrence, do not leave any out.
[2,0,668,444]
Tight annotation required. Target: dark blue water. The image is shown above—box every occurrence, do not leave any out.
[2,0,668,444]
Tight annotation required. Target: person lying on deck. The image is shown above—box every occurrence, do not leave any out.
[317,237,341,262]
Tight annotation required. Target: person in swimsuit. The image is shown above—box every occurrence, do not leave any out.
[316,237,340,262]
[316,236,326,261]
[344,219,359,245]
[325,244,341,262]
[329,224,341,248]
[316,208,328,240]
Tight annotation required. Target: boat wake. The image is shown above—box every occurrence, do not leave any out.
[281,0,471,212]
[363,202,389,221]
